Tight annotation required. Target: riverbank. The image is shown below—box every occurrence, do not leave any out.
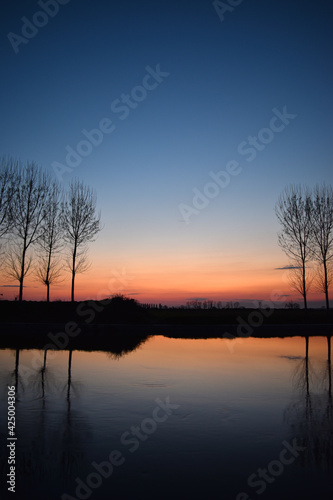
[0,322,332,352]
[0,299,332,325]
[1,299,332,351]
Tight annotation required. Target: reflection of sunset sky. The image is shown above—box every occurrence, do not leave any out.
[0,1,332,305]
[0,337,331,498]
[0,336,329,406]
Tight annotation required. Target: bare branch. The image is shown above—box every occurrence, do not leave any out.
[275,185,313,309]
[35,180,65,301]
[0,156,19,239]
[313,262,333,294]
[309,184,333,308]
[288,264,314,299]
[61,179,101,301]
[5,161,51,300]
[4,243,33,282]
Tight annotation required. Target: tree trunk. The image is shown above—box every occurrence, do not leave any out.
[19,278,23,302]
[302,260,307,310]
[46,248,52,302]
[323,259,330,310]
[71,243,77,302]
[19,245,26,302]
[71,274,75,302]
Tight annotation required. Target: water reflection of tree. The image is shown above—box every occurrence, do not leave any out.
[13,348,90,491]
[7,349,25,397]
[4,335,150,493]
[57,349,89,478]
[31,349,62,407]
[285,335,333,469]
[327,336,332,396]
[105,333,150,360]
[7,349,56,400]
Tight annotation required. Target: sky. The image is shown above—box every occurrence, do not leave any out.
[0,0,332,306]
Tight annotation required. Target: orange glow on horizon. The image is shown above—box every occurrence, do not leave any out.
[0,246,328,306]
[0,265,326,307]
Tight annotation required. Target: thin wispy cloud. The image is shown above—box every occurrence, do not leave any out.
[275,265,302,270]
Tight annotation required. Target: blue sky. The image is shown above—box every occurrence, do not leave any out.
[1,0,332,304]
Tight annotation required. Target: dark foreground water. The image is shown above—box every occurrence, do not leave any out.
[0,334,332,500]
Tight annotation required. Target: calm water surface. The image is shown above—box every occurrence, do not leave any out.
[0,334,332,499]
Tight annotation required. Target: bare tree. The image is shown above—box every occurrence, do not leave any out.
[275,185,313,309]
[288,265,314,305]
[61,179,101,301]
[5,241,33,289]
[35,257,64,301]
[309,184,333,309]
[35,181,64,302]
[5,162,50,301]
[314,262,333,307]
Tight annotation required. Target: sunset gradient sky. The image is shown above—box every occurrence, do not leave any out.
[1,0,332,305]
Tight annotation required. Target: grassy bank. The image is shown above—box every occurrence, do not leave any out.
[147,307,333,325]
[0,299,332,350]
[0,299,332,325]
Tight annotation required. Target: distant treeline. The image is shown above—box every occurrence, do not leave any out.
[141,300,301,310]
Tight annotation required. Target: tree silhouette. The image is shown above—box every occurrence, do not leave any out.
[275,185,313,309]
[35,181,64,301]
[310,184,333,309]
[61,179,101,301]
[5,162,50,301]
[288,265,315,307]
